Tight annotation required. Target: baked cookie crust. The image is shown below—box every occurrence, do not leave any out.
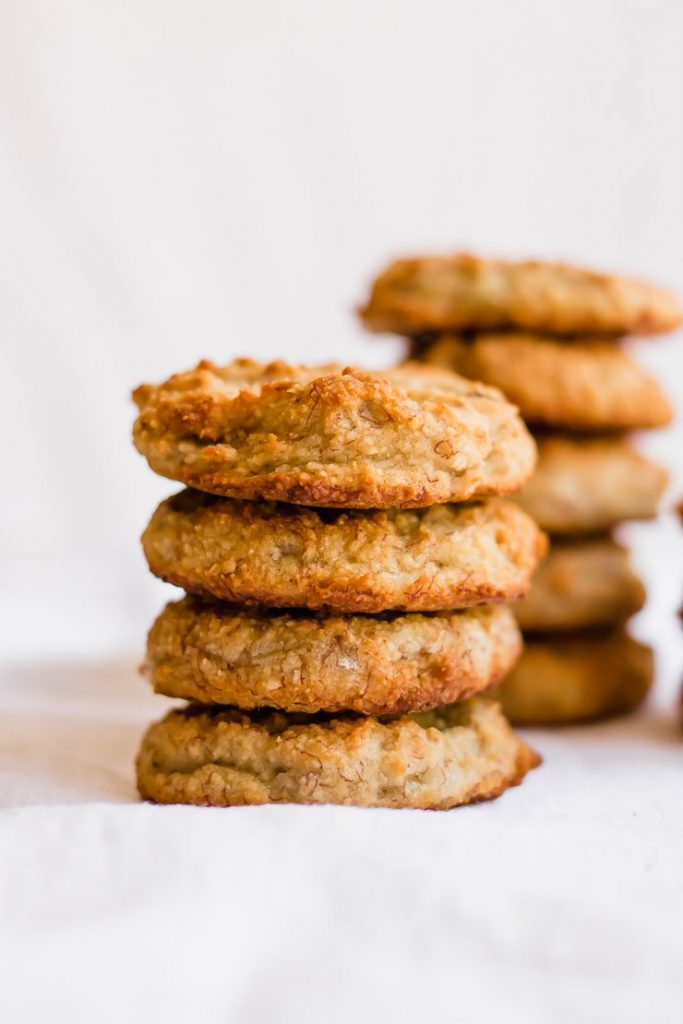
[145,597,522,715]
[515,538,645,632]
[496,632,653,725]
[142,490,547,613]
[517,435,668,535]
[132,359,536,508]
[359,253,682,336]
[136,697,540,809]
[418,335,672,431]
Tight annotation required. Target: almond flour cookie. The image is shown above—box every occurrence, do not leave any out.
[516,435,669,535]
[359,253,682,336]
[418,335,672,431]
[143,490,547,613]
[136,697,540,809]
[515,538,645,632]
[145,597,522,715]
[496,632,653,725]
[132,359,536,508]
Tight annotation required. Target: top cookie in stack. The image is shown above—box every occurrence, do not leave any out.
[359,254,681,338]
[360,254,680,725]
[132,358,546,809]
[132,358,536,507]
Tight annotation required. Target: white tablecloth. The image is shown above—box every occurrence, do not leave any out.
[2,523,682,1024]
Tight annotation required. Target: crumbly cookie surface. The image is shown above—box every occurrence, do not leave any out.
[517,435,668,534]
[136,697,540,809]
[132,359,536,508]
[145,597,522,715]
[360,253,682,336]
[515,538,645,632]
[418,335,672,431]
[142,491,547,613]
[496,632,653,725]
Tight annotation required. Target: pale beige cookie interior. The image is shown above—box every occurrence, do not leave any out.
[496,632,653,725]
[136,697,541,809]
[515,538,645,632]
[132,359,536,508]
[417,335,672,431]
[359,253,682,336]
[517,435,669,534]
[145,597,522,715]
[143,490,547,613]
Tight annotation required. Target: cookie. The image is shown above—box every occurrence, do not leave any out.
[359,253,682,336]
[418,334,672,431]
[515,538,645,632]
[143,490,547,613]
[145,597,522,715]
[517,435,669,535]
[136,697,540,809]
[132,358,536,508]
[496,632,653,725]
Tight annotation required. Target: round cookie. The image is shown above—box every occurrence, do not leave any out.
[143,490,547,613]
[136,697,541,809]
[359,253,682,336]
[515,538,645,632]
[517,435,669,535]
[145,597,522,715]
[496,632,653,725]
[132,359,536,509]
[418,335,672,431]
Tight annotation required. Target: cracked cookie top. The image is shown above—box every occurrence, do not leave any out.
[132,358,536,508]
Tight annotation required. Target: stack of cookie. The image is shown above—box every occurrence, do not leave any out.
[131,358,546,808]
[360,254,681,725]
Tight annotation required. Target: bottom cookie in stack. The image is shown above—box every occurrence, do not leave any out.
[136,595,540,808]
[137,698,540,810]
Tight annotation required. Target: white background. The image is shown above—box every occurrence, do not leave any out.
[1,3,682,1022]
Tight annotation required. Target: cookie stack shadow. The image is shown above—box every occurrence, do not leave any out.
[360,253,681,726]
[131,359,546,808]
